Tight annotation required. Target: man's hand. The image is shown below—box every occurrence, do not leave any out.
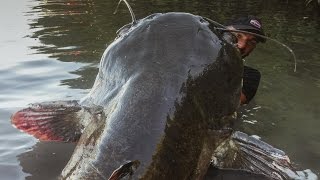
[240,91,247,105]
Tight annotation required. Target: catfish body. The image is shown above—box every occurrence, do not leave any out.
[11,11,317,180]
[61,12,242,179]
[11,12,243,179]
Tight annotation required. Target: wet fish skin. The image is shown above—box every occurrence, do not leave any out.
[61,12,242,179]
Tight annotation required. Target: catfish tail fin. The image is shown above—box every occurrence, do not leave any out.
[11,100,104,142]
[212,131,317,180]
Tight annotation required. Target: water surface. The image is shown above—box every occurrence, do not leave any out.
[0,0,319,179]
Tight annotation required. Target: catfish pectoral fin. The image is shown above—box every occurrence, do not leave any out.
[212,131,317,180]
[108,160,140,180]
[11,100,102,142]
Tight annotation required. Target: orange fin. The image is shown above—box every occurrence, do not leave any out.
[11,100,84,142]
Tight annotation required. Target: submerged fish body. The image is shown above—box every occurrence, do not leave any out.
[12,12,243,179]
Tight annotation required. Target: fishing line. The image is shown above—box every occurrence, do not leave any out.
[204,17,297,72]
[112,4,297,72]
[114,0,137,25]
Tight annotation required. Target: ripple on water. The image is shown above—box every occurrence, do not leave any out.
[0,108,37,163]
[0,107,36,180]
[0,58,87,108]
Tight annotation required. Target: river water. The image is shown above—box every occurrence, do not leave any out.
[0,0,319,179]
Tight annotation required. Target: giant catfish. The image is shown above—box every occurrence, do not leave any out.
[11,5,307,180]
[12,11,242,179]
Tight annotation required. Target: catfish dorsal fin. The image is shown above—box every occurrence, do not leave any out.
[11,100,103,142]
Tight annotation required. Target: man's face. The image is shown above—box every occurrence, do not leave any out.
[234,32,257,58]
[227,26,258,58]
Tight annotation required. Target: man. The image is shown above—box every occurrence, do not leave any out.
[225,15,266,104]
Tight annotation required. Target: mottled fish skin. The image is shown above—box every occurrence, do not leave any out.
[61,12,242,180]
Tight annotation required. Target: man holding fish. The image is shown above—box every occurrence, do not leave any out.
[224,15,266,104]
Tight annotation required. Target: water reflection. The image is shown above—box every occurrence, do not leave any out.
[28,0,122,63]
[17,142,76,180]
[27,0,319,67]
[21,0,320,178]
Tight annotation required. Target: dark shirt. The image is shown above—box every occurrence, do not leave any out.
[242,66,261,103]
